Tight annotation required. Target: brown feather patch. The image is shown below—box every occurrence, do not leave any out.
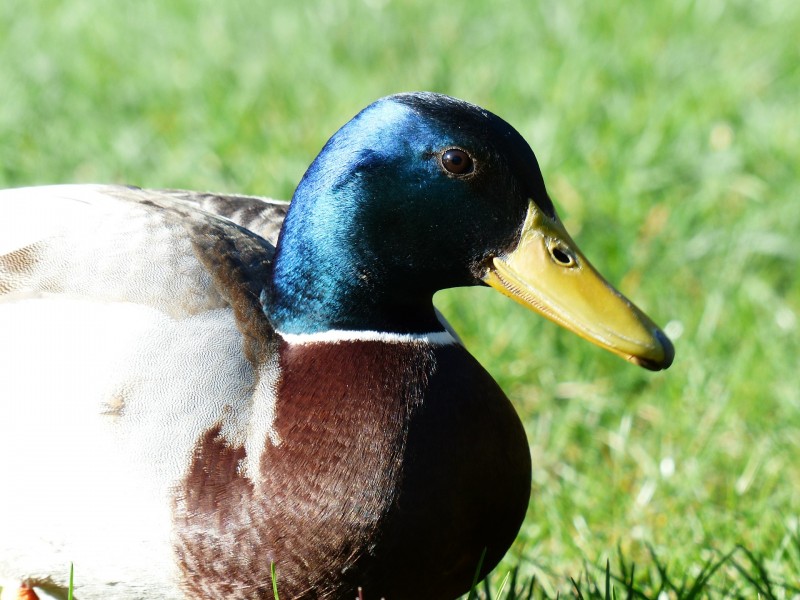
[172,340,530,599]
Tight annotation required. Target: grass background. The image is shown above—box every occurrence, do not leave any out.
[2,0,798,596]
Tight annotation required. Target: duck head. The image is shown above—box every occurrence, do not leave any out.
[269,92,673,370]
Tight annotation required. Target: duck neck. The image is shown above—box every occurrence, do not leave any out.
[267,212,444,336]
[268,264,443,336]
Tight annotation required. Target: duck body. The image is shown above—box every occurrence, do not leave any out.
[0,93,672,599]
[0,186,528,599]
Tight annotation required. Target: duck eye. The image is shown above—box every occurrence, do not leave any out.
[440,149,474,175]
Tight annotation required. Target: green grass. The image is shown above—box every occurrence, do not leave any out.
[2,0,798,596]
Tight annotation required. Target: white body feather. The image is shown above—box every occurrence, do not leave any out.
[0,186,281,598]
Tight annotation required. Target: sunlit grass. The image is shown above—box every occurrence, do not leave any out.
[1,0,798,596]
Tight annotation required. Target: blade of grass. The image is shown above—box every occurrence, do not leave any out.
[570,577,585,600]
[270,562,279,600]
[645,543,673,595]
[495,571,511,598]
[729,545,775,598]
[466,548,488,600]
[682,548,738,600]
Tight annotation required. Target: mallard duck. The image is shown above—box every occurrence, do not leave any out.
[0,92,673,600]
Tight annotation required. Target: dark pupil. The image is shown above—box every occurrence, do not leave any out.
[442,149,472,174]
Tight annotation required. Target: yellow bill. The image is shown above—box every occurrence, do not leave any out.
[483,201,674,371]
